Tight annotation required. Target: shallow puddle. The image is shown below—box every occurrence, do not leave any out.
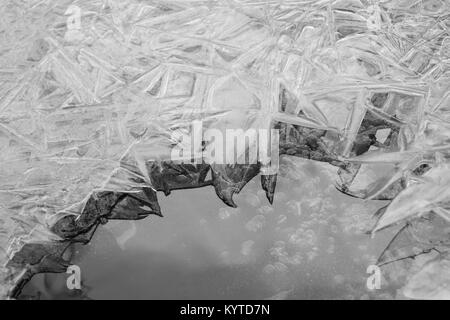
[21,160,401,300]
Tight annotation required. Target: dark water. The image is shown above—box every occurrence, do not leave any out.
[21,160,401,300]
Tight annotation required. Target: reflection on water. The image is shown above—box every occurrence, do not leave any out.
[21,159,401,300]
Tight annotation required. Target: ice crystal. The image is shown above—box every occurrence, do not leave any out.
[0,0,450,299]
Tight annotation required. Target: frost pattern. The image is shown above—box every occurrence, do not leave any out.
[0,0,450,298]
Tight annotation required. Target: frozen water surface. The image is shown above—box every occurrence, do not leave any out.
[0,0,450,299]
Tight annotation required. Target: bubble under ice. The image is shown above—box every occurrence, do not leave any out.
[1,0,450,299]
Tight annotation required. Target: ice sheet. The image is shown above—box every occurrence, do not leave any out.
[1,0,450,299]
